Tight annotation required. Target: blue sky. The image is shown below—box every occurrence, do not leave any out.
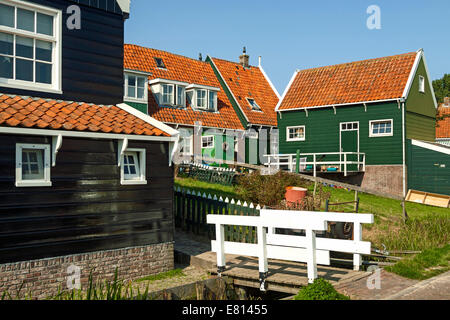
[124,0,449,94]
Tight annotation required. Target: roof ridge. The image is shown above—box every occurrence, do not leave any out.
[125,43,210,65]
[295,51,417,73]
[210,56,257,69]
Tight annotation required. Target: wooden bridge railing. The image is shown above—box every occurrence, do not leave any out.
[207,209,373,290]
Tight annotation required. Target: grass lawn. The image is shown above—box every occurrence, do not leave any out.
[135,269,185,282]
[175,176,450,279]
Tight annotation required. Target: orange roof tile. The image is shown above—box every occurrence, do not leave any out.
[437,103,450,139]
[278,52,418,111]
[210,57,278,127]
[0,94,171,137]
[124,44,244,130]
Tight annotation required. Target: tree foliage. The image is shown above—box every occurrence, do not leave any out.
[432,74,450,104]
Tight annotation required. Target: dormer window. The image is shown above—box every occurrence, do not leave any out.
[154,57,166,69]
[185,84,219,112]
[149,79,188,108]
[247,98,261,111]
[124,72,148,103]
[0,1,61,94]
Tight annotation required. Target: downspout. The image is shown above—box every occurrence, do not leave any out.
[401,99,406,198]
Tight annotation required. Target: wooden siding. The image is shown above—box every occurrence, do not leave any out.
[0,134,174,264]
[277,102,403,165]
[0,0,125,106]
[126,101,148,114]
[406,140,450,195]
[405,57,436,141]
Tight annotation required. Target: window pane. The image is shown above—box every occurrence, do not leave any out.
[0,4,14,27]
[36,62,52,84]
[17,8,35,32]
[129,165,136,175]
[0,56,13,79]
[22,149,44,180]
[137,77,146,88]
[16,58,33,81]
[127,155,135,165]
[36,40,52,62]
[0,32,13,55]
[128,85,136,98]
[124,165,129,174]
[37,13,53,36]
[137,87,144,99]
[16,36,33,59]
[128,75,136,86]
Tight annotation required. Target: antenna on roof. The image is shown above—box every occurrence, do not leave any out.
[199,53,202,61]
[243,46,246,54]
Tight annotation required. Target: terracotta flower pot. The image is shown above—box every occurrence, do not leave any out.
[285,186,308,207]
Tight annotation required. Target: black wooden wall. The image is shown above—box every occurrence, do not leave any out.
[0,0,125,106]
[0,134,174,264]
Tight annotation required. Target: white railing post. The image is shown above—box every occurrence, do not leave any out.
[344,153,347,176]
[353,222,363,270]
[305,229,318,283]
[215,223,226,274]
[363,154,366,172]
[257,225,268,290]
[313,154,317,177]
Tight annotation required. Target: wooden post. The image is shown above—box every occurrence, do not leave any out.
[354,190,358,212]
[313,154,317,177]
[216,223,226,274]
[313,180,317,197]
[257,225,268,290]
[353,223,362,270]
[305,229,317,283]
[344,153,347,176]
[296,149,300,173]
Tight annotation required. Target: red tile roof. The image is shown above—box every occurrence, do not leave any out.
[436,103,450,139]
[124,44,245,130]
[210,57,279,127]
[0,94,171,137]
[278,52,418,111]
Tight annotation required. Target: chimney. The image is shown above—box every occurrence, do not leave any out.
[239,47,250,68]
[444,97,449,107]
[198,53,202,61]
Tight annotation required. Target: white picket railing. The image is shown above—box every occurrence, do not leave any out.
[263,152,366,177]
[207,209,373,290]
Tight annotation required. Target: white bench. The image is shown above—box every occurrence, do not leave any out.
[207,209,373,290]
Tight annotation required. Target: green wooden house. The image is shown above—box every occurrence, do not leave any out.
[275,49,445,198]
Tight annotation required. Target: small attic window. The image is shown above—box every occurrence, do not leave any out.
[419,75,425,93]
[154,57,166,69]
[247,98,261,111]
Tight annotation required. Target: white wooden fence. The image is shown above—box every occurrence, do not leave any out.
[207,209,373,290]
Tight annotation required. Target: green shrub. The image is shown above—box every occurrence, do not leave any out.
[236,171,312,207]
[294,278,349,300]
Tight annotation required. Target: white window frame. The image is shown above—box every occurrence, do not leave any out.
[340,121,359,131]
[15,143,51,187]
[286,126,305,142]
[369,119,393,137]
[201,135,214,149]
[0,0,62,94]
[208,90,217,111]
[124,73,148,103]
[161,83,175,105]
[120,148,147,185]
[196,89,207,109]
[246,97,262,112]
[176,85,185,107]
[419,75,425,93]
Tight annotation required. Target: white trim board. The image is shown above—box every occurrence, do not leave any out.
[0,126,178,142]
[275,70,299,112]
[258,64,281,99]
[411,139,450,155]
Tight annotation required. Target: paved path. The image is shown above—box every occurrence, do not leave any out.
[383,271,450,300]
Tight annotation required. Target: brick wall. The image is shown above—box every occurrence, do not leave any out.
[361,165,404,198]
[0,242,174,300]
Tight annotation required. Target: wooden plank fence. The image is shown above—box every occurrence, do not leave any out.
[174,187,262,243]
